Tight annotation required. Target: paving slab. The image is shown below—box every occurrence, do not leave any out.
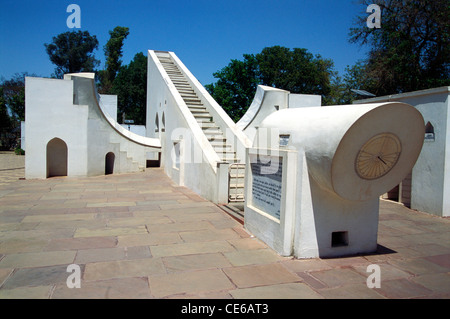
[148,269,234,298]
[308,268,367,288]
[74,247,127,264]
[44,236,117,251]
[388,258,450,276]
[0,251,76,268]
[318,283,386,299]
[0,285,52,299]
[74,226,148,238]
[411,273,450,296]
[223,263,301,288]
[163,253,232,273]
[230,283,323,299]
[150,241,235,258]
[83,258,166,281]
[52,277,153,299]
[0,162,449,299]
[375,278,434,298]
[224,248,284,266]
[1,265,69,289]
[117,233,182,247]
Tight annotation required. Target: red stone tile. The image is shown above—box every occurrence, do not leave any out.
[376,278,433,298]
[425,254,450,269]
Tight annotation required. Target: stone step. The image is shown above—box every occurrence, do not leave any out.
[189,107,207,113]
[180,92,198,97]
[179,90,196,95]
[202,128,223,134]
[228,183,245,189]
[187,102,204,107]
[221,157,241,163]
[216,151,237,157]
[212,143,233,150]
[171,78,187,82]
[229,194,245,202]
[172,81,190,86]
[183,98,202,104]
[194,113,213,119]
[208,136,227,143]
[197,121,217,127]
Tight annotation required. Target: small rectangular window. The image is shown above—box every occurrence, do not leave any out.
[279,134,290,147]
[331,231,348,247]
[173,142,180,170]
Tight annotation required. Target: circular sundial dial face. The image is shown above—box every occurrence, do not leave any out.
[355,133,402,180]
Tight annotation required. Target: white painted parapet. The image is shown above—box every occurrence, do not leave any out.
[244,102,425,258]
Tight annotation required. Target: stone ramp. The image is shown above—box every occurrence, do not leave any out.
[0,168,449,299]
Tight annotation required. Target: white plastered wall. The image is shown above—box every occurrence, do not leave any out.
[25,77,89,179]
[25,74,160,180]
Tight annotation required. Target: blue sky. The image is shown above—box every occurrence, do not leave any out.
[0,0,369,85]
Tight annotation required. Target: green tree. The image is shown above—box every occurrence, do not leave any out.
[256,46,334,98]
[98,26,130,93]
[349,0,450,95]
[0,87,12,150]
[111,52,147,124]
[206,46,336,121]
[205,54,260,122]
[325,61,378,105]
[0,73,32,150]
[44,30,100,79]
[0,73,32,121]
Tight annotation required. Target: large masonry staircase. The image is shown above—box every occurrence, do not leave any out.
[157,55,240,164]
[150,51,252,203]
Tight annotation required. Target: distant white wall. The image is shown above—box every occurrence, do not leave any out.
[289,94,322,109]
[121,124,146,136]
[99,94,118,122]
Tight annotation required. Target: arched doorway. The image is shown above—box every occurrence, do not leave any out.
[47,138,68,178]
[105,152,115,175]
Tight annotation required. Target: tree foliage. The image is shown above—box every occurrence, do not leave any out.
[0,87,11,150]
[44,30,100,79]
[0,72,32,121]
[0,73,33,150]
[206,46,336,122]
[256,46,334,97]
[98,26,130,93]
[205,54,260,122]
[111,52,147,125]
[349,0,450,95]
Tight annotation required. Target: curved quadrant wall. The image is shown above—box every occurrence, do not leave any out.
[24,74,161,179]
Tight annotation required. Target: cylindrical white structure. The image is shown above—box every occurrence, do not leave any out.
[259,102,425,201]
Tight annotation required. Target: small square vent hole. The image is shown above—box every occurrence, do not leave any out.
[331,231,348,247]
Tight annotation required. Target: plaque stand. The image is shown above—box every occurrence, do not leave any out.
[244,148,297,256]
[244,148,379,259]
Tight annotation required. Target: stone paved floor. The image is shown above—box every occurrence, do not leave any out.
[0,153,449,299]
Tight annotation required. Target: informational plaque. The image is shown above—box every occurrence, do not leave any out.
[250,155,283,220]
